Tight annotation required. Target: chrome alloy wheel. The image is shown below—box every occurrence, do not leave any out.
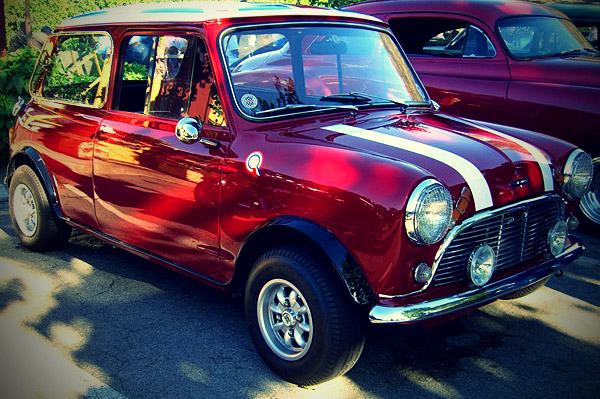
[580,157,600,225]
[256,278,313,361]
[12,183,38,237]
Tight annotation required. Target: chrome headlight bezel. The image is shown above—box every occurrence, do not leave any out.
[405,179,454,245]
[562,150,593,200]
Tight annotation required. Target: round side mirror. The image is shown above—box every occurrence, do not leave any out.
[176,117,202,144]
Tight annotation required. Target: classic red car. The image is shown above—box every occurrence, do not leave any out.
[5,1,591,385]
[345,0,600,229]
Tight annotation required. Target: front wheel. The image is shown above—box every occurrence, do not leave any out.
[245,246,366,385]
[501,277,550,300]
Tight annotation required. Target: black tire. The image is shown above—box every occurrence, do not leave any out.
[244,246,366,385]
[8,165,71,251]
[501,277,550,300]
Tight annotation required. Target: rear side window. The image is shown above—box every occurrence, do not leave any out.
[116,34,226,126]
[31,32,113,106]
[389,17,496,58]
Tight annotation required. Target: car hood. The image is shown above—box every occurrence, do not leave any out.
[510,54,600,88]
[321,113,559,212]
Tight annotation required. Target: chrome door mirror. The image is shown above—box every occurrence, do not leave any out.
[430,100,441,112]
[176,117,202,144]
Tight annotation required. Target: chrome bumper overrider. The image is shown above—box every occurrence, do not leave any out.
[369,237,584,324]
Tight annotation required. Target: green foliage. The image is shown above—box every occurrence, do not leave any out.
[304,0,362,8]
[4,1,364,41]
[123,62,149,80]
[0,47,39,164]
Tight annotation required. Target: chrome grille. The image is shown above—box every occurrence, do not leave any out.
[432,197,562,286]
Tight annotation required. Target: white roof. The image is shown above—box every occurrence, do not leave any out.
[59,1,381,28]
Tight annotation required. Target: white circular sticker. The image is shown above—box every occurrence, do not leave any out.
[246,151,263,177]
[241,93,258,109]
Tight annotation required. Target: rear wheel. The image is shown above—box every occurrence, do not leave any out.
[245,246,366,385]
[9,165,71,251]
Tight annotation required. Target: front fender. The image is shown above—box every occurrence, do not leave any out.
[237,215,376,305]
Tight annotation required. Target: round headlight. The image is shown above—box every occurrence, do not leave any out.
[468,244,496,286]
[405,179,453,245]
[563,150,593,200]
[547,220,568,257]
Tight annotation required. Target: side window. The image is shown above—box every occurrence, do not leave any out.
[389,17,496,58]
[188,40,226,127]
[117,35,155,112]
[116,35,226,126]
[31,33,113,106]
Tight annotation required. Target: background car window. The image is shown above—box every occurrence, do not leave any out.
[116,35,225,126]
[390,17,495,58]
[498,16,593,58]
[32,33,113,106]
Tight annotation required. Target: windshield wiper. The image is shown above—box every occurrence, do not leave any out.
[254,104,357,117]
[320,92,432,110]
[559,48,600,57]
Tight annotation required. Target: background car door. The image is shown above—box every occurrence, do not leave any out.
[93,33,230,277]
[387,15,511,124]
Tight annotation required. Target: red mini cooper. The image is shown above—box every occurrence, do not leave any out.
[5,1,592,385]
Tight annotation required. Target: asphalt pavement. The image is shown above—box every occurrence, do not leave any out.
[1,169,599,398]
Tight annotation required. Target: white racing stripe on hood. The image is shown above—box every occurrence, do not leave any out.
[323,124,494,211]
[445,116,554,192]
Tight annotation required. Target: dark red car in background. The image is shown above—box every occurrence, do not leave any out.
[345,0,600,228]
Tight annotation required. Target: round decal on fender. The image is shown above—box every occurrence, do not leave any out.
[246,151,263,177]
[241,93,258,110]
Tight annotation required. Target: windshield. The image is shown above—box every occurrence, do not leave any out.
[498,16,593,59]
[221,25,428,118]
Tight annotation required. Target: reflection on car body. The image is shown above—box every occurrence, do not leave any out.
[5,1,593,387]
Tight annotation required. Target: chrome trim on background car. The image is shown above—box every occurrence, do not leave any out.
[369,236,584,324]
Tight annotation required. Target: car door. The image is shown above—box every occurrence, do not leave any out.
[387,15,511,124]
[20,32,114,229]
[93,32,230,277]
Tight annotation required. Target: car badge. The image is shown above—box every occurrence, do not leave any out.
[510,178,529,188]
[241,93,258,109]
[246,151,263,177]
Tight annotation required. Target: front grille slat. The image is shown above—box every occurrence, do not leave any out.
[432,197,561,286]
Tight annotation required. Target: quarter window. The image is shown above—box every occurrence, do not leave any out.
[31,33,113,106]
[116,34,225,126]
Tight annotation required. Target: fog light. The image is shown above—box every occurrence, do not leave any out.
[468,244,496,286]
[414,263,432,283]
[548,221,568,256]
[567,215,579,231]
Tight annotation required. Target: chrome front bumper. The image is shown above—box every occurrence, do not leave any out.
[369,237,584,324]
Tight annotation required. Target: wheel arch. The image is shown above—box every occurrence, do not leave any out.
[230,216,375,305]
[6,147,65,219]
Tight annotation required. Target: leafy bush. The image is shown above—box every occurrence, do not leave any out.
[0,47,39,164]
